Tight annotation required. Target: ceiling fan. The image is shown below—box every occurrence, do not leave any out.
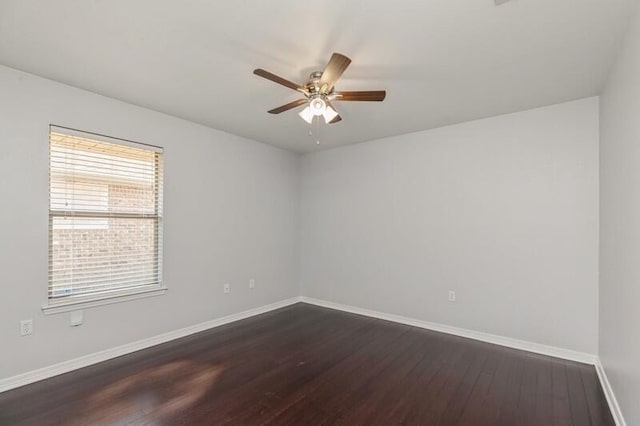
[253,53,386,125]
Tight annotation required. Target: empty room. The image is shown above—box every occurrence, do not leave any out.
[0,0,639,424]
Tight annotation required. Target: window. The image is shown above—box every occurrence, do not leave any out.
[46,126,164,312]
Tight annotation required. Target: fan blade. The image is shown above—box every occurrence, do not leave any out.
[332,91,386,101]
[319,53,352,93]
[268,99,308,114]
[329,114,342,124]
[254,69,303,92]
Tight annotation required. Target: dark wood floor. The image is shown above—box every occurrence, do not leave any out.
[0,303,614,425]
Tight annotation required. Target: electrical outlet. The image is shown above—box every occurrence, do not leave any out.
[223,283,231,294]
[20,319,33,336]
[249,279,255,289]
[448,291,456,302]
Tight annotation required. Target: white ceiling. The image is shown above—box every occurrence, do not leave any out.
[0,0,635,153]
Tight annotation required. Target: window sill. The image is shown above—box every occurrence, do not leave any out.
[41,287,168,315]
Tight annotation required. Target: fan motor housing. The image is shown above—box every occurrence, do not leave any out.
[305,71,325,94]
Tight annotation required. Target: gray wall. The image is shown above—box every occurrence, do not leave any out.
[599,1,640,424]
[0,66,299,379]
[299,98,600,354]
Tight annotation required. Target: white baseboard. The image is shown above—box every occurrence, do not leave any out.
[300,297,597,364]
[0,296,302,394]
[595,359,627,426]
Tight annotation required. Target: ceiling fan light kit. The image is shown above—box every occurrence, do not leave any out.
[254,52,386,126]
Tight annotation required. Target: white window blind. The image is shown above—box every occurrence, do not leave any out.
[48,127,163,303]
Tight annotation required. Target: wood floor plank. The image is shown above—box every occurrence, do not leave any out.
[552,359,574,426]
[334,328,435,425]
[460,348,521,425]
[515,354,539,426]
[533,357,554,425]
[382,331,463,424]
[306,321,414,414]
[495,350,525,425]
[397,336,473,424]
[566,360,593,426]
[579,363,616,426]
[456,345,505,425]
[436,342,493,425]
[0,303,614,425]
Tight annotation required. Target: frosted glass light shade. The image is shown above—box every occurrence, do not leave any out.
[323,105,338,123]
[298,106,313,124]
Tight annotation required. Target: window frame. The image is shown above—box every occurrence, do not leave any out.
[42,125,166,315]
